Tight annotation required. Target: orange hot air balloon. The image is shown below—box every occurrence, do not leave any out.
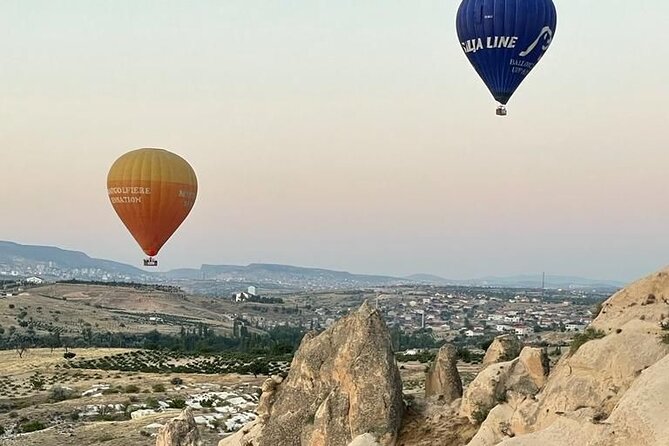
[107,148,198,266]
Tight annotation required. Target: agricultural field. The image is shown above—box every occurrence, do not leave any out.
[67,349,291,376]
[0,348,266,446]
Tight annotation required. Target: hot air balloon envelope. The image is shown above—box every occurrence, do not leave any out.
[107,148,197,264]
[456,0,557,107]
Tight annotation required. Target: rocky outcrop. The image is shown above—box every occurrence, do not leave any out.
[464,266,669,446]
[460,347,549,422]
[155,408,201,446]
[512,318,669,434]
[425,344,462,403]
[591,270,669,333]
[505,347,549,395]
[221,301,403,446]
[498,353,669,446]
[466,404,515,446]
[482,335,522,367]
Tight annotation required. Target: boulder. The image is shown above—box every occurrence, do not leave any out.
[230,301,404,446]
[482,335,522,367]
[460,361,514,422]
[517,319,669,433]
[155,408,201,446]
[460,347,549,423]
[425,344,463,403]
[466,404,515,446]
[498,351,669,446]
[348,433,381,446]
[505,348,549,395]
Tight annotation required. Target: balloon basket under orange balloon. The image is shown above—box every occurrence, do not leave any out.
[143,258,158,267]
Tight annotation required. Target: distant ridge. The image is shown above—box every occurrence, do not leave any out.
[0,240,623,290]
[0,240,146,279]
[166,263,408,289]
[406,272,623,290]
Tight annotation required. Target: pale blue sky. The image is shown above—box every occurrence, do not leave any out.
[1,1,667,281]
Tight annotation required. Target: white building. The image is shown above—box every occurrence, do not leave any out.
[247,286,257,296]
[26,276,45,285]
[495,324,513,333]
[565,323,587,332]
[514,326,534,336]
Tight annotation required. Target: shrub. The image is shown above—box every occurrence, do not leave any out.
[124,385,140,393]
[200,399,214,408]
[169,398,186,409]
[29,374,45,391]
[569,328,606,355]
[63,352,76,360]
[69,411,80,421]
[145,398,160,409]
[152,383,166,393]
[0,425,5,435]
[170,377,183,386]
[661,333,669,345]
[20,420,46,433]
[472,406,491,425]
[49,386,77,402]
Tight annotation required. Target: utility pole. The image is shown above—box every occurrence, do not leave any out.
[541,272,546,299]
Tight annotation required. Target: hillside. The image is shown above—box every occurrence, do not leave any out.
[0,241,150,281]
[0,283,239,338]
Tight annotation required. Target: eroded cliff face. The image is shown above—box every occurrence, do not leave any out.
[466,267,669,446]
[219,301,404,446]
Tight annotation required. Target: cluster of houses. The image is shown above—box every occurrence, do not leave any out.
[374,288,596,341]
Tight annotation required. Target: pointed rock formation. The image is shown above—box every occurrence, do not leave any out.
[482,335,522,367]
[221,301,404,446]
[155,408,201,446]
[425,344,463,403]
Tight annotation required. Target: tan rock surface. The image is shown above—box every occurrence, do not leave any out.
[592,269,669,332]
[155,408,202,446]
[466,404,515,446]
[499,354,669,445]
[229,301,403,446]
[482,335,522,367]
[425,344,463,403]
[523,319,669,432]
[460,347,548,423]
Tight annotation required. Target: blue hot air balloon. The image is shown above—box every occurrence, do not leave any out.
[456,0,557,115]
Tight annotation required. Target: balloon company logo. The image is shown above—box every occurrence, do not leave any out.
[461,36,518,54]
[107,186,151,204]
[460,26,554,57]
[519,26,554,57]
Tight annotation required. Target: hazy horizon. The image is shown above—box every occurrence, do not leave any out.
[2,1,668,282]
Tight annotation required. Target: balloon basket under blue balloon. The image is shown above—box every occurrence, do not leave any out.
[496,105,508,117]
[143,258,158,267]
